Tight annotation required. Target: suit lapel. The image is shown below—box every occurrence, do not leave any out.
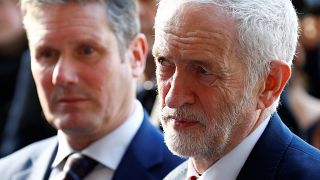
[237,113,293,179]
[13,138,58,180]
[112,149,154,180]
[112,112,163,180]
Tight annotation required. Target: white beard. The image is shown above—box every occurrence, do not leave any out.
[160,92,252,159]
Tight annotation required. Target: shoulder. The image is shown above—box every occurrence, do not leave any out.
[238,113,320,180]
[265,114,320,179]
[0,137,57,176]
[133,114,184,163]
[277,134,320,179]
[269,113,320,179]
[160,136,186,172]
[121,114,185,178]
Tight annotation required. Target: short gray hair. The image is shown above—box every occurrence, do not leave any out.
[20,0,140,51]
[156,0,299,116]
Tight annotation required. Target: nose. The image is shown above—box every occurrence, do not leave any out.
[52,57,79,86]
[164,71,195,108]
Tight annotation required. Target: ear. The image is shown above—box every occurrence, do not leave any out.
[257,60,291,109]
[129,33,148,78]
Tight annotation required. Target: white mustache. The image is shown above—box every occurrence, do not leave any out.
[161,106,208,123]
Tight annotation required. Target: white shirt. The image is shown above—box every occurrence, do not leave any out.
[49,100,144,180]
[187,117,270,180]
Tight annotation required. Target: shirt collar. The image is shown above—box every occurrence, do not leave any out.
[52,100,144,170]
[187,117,270,180]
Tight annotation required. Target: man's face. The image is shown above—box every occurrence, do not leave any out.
[0,0,24,46]
[26,3,136,140]
[153,3,256,159]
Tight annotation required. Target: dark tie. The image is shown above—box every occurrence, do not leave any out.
[58,153,98,180]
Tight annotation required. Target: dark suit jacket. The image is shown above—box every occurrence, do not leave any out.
[0,113,184,180]
[237,113,320,179]
[165,113,320,180]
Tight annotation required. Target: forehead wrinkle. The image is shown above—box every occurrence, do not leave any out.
[26,13,107,31]
[25,5,114,49]
[158,29,237,78]
[24,3,110,32]
[42,19,102,30]
[29,21,106,43]
[162,27,234,61]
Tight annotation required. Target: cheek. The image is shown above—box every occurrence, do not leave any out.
[32,69,54,113]
[196,88,229,115]
[32,65,53,97]
[84,65,114,101]
[156,79,169,105]
[199,95,217,113]
[85,71,106,100]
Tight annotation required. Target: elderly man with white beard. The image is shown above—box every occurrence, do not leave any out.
[153,0,320,179]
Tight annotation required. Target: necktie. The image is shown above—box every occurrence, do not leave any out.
[189,176,198,180]
[58,153,98,180]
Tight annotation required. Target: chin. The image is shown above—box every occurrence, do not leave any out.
[163,121,230,159]
[50,114,85,129]
[163,126,200,156]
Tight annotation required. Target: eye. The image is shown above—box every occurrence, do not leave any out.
[79,46,95,55]
[42,50,55,58]
[190,64,211,76]
[156,56,175,78]
[197,66,211,75]
[157,57,171,66]
[74,44,103,63]
[37,48,59,62]
[84,46,94,55]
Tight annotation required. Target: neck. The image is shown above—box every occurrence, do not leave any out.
[191,156,219,175]
[191,109,267,174]
[63,99,135,151]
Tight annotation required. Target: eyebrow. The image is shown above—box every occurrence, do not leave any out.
[152,44,169,58]
[69,38,103,47]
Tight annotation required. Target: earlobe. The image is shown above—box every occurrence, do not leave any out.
[257,60,291,109]
[130,33,148,77]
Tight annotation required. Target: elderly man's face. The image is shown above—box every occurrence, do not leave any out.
[154,3,256,158]
[26,3,137,140]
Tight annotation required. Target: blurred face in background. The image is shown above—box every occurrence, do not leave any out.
[138,0,157,51]
[300,15,320,50]
[0,0,24,47]
[138,0,157,81]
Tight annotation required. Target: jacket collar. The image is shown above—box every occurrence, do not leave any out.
[113,112,164,179]
[237,113,293,179]
[13,111,169,180]
[13,137,58,180]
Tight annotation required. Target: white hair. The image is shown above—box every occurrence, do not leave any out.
[156,0,299,116]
